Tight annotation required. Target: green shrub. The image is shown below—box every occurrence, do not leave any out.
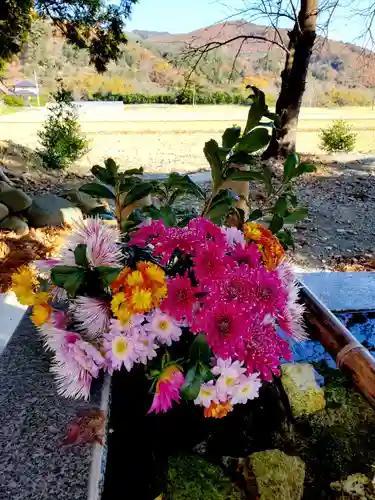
[37,85,88,170]
[320,119,357,153]
[2,95,24,107]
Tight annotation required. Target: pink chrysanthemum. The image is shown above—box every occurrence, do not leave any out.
[161,275,200,322]
[276,260,306,340]
[59,217,123,268]
[71,296,111,339]
[51,332,105,400]
[148,364,185,414]
[231,243,262,268]
[193,241,231,281]
[102,322,144,373]
[192,302,249,359]
[137,332,159,364]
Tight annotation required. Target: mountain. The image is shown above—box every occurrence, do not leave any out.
[3,20,374,106]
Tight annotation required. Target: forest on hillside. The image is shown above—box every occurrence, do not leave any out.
[2,19,375,107]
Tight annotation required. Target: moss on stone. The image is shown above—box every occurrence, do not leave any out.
[330,473,375,499]
[248,449,305,500]
[165,454,244,500]
[281,364,325,417]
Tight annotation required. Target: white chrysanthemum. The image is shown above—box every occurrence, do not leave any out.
[213,358,247,400]
[59,217,123,268]
[221,226,245,248]
[194,381,217,408]
[145,310,182,346]
[230,373,262,405]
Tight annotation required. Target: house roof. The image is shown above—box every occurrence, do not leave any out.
[14,80,36,88]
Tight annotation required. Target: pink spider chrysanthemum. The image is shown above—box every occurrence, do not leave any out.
[71,296,111,339]
[51,332,105,400]
[161,275,200,322]
[59,217,123,268]
[148,364,185,414]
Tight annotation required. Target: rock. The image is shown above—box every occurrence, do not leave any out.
[281,364,325,417]
[27,194,82,227]
[62,190,102,214]
[0,181,12,193]
[330,473,375,499]
[241,449,305,500]
[0,216,29,235]
[0,189,32,213]
[0,202,9,221]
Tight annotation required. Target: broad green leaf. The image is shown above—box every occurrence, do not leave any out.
[262,167,273,195]
[269,214,284,234]
[166,173,205,200]
[203,139,223,192]
[273,196,288,217]
[122,182,154,207]
[287,194,298,207]
[283,208,308,223]
[89,205,110,216]
[79,182,115,199]
[244,86,267,134]
[118,176,141,193]
[74,244,88,268]
[249,209,263,221]
[237,127,270,153]
[159,206,177,226]
[206,189,237,224]
[180,366,202,401]
[225,168,264,182]
[222,127,241,149]
[276,229,294,250]
[121,167,144,176]
[64,270,85,298]
[51,266,80,287]
[91,165,115,185]
[229,151,256,165]
[295,162,317,177]
[197,363,214,382]
[142,205,162,219]
[283,154,299,181]
[189,334,211,364]
[97,266,122,287]
[104,158,119,177]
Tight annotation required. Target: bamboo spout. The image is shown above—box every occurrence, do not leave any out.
[298,280,375,408]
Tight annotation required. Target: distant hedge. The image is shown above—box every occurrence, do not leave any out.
[85,90,255,105]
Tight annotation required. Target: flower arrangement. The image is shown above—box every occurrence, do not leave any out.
[10,216,304,418]
[10,88,314,419]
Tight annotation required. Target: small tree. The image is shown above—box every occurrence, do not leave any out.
[320,119,357,153]
[37,85,88,170]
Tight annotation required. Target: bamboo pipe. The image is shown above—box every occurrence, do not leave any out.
[298,280,375,408]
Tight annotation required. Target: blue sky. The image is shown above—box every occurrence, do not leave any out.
[125,0,366,45]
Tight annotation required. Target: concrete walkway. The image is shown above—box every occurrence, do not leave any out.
[0,292,27,354]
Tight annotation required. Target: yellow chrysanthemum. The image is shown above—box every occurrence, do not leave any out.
[111,292,132,324]
[31,302,52,327]
[139,262,165,285]
[131,287,153,313]
[11,266,38,305]
[243,222,262,241]
[152,284,168,303]
[126,270,144,287]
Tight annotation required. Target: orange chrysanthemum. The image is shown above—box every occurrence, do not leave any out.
[203,401,233,419]
[243,222,284,270]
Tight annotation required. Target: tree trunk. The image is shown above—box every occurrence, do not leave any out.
[263,0,318,159]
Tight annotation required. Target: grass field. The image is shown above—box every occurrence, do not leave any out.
[1,105,375,173]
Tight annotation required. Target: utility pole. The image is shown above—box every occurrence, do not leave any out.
[34,69,40,107]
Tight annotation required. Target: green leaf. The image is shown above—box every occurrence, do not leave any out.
[97,266,122,287]
[122,182,154,207]
[295,162,317,177]
[142,205,162,219]
[273,196,288,217]
[166,173,205,200]
[189,334,211,364]
[203,139,223,192]
[269,214,284,234]
[225,168,264,182]
[229,151,256,165]
[79,182,115,199]
[104,158,119,177]
[249,209,263,221]
[287,194,298,207]
[74,244,88,268]
[206,189,237,224]
[91,165,115,186]
[180,366,202,401]
[64,270,85,298]
[88,205,110,216]
[283,208,308,223]
[51,266,80,287]
[222,127,241,149]
[283,154,299,181]
[121,167,144,176]
[197,363,214,382]
[118,176,141,193]
[244,87,267,134]
[262,167,273,195]
[237,127,271,153]
[276,229,294,250]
